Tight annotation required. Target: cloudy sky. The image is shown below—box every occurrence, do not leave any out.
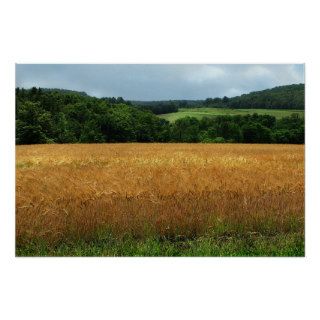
[16,64,304,100]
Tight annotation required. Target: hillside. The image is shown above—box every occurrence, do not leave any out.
[132,84,305,114]
[204,84,305,109]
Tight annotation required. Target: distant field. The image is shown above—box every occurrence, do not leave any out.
[158,108,305,122]
[16,143,304,256]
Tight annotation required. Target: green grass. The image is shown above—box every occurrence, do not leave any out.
[158,108,305,122]
[16,233,304,257]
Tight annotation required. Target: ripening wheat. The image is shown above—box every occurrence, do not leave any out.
[16,143,304,245]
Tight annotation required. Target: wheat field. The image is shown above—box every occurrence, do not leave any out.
[16,143,304,254]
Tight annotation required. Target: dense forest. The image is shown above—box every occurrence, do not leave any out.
[16,87,304,145]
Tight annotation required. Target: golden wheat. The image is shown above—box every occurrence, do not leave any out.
[16,143,304,244]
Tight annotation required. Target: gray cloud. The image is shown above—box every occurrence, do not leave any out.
[15,64,304,100]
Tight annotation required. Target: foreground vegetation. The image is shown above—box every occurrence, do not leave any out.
[158,107,304,122]
[17,233,304,257]
[16,144,304,257]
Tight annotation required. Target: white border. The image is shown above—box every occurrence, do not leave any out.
[1,1,319,319]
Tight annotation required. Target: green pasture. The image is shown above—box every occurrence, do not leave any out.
[158,108,304,122]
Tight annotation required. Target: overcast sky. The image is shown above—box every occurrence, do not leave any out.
[16,64,304,100]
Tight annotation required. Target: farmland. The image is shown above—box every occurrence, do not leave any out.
[16,143,304,256]
[158,108,304,122]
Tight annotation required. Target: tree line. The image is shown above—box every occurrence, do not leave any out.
[132,100,194,114]
[16,87,304,145]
